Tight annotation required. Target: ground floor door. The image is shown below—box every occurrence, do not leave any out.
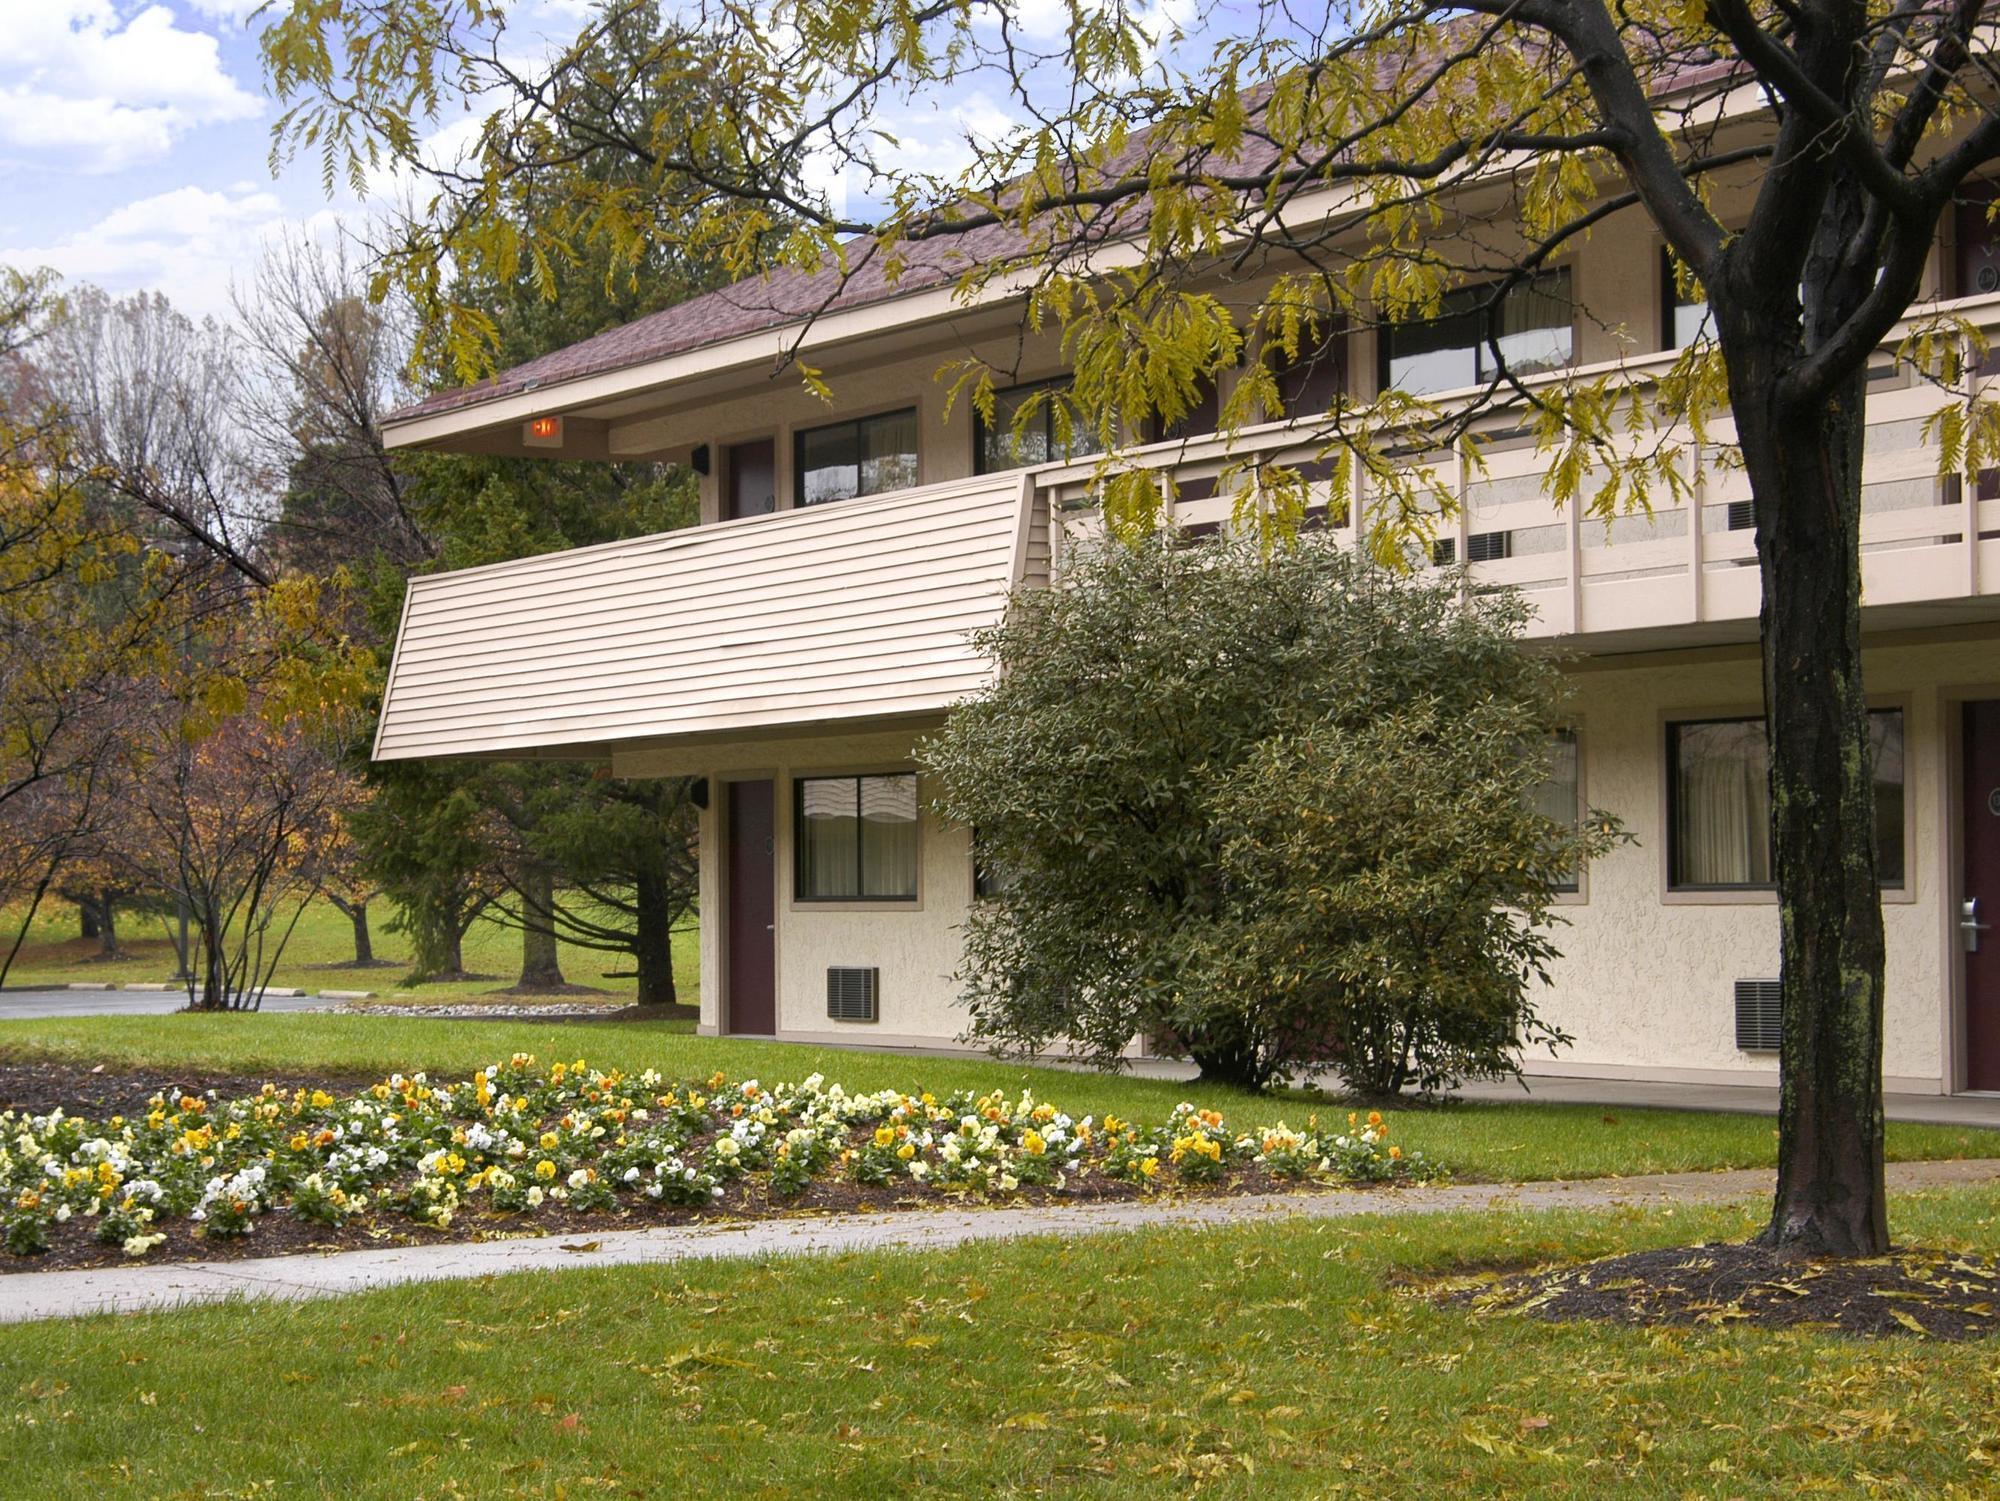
[725,779,776,1035]
[1964,701,2000,1090]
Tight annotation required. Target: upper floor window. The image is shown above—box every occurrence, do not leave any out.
[795,409,918,507]
[1662,249,1711,349]
[1667,710,1904,891]
[974,379,1105,474]
[796,773,919,900]
[1955,183,2000,297]
[1379,268,1572,397]
[1271,321,1347,417]
[1143,373,1220,445]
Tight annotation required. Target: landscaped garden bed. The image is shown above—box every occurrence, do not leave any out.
[0,1055,1437,1271]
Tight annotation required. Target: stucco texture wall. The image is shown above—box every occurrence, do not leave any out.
[619,724,976,1047]
[1545,632,1998,1090]
[615,630,1992,1084]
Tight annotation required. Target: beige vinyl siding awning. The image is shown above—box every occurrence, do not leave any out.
[373,473,1041,761]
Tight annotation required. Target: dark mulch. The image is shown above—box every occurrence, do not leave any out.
[301,959,402,971]
[0,1061,384,1121]
[0,1060,1370,1276]
[1440,1239,2000,1340]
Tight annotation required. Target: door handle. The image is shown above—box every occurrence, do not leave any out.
[1965,898,1993,952]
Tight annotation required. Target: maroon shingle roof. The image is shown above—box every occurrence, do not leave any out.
[388,217,1040,424]
[388,47,1744,429]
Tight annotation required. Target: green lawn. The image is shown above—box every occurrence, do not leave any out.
[0,1013,1993,1184]
[5,1185,1998,1497]
[1,897,701,1007]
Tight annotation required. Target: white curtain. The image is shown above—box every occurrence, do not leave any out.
[799,779,861,898]
[859,775,918,897]
[798,775,917,898]
[1494,270,1573,377]
[1676,721,1772,886]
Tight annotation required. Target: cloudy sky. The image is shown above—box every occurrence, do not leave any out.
[0,0,1198,324]
[0,0,341,318]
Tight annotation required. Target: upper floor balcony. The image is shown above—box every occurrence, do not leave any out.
[374,295,2000,763]
[1040,296,2000,656]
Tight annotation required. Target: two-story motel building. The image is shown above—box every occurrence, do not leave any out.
[370,130,2000,1096]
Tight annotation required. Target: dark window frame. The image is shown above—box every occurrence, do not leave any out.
[792,772,921,903]
[973,378,1104,475]
[1377,267,1574,396]
[1271,318,1349,417]
[792,407,920,508]
[1661,247,1711,350]
[1666,710,1906,892]
[1539,727,1581,895]
[971,828,1008,901]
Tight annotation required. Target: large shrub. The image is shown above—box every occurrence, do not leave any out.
[922,533,1624,1093]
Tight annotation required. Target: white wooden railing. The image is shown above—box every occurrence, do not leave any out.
[1028,295,2000,645]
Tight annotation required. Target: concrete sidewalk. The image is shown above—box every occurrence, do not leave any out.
[1447,1075,2000,1129]
[4,1157,1995,1326]
[0,988,329,1020]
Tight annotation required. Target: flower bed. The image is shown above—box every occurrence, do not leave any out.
[0,1055,1438,1267]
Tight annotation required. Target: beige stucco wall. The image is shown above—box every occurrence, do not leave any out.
[619,723,978,1047]
[1541,629,2000,1092]
[618,628,1994,1086]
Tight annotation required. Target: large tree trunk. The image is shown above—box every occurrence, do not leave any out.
[517,865,566,988]
[327,895,375,965]
[79,903,98,940]
[1732,351,1889,1257]
[633,868,678,1006]
[410,899,469,982]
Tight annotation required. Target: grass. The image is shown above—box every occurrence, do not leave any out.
[0,1013,1993,1184]
[4,1185,1999,1497]
[1,897,701,1007]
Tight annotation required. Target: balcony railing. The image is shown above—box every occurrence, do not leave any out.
[1029,295,2000,648]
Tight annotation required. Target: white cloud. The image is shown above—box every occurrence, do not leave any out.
[0,1,261,174]
[179,0,271,18]
[0,184,305,316]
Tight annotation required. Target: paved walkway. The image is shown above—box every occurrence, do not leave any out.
[4,1157,1995,1326]
[1446,1076,2000,1128]
[0,988,328,1020]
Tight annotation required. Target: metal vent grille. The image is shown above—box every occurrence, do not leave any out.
[1466,529,1512,563]
[826,967,879,1023]
[1726,499,1758,532]
[1734,978,1783,1051]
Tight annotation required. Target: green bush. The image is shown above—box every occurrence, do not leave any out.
[922,532,1624,1092]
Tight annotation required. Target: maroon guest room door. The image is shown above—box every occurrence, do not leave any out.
[1965,702,2000,1091]
[725,780,776,1035]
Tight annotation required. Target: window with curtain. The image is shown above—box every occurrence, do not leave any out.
[1379,269,1572,396]
[795,773,919,900]
[1534,729,1581,894]
[1668,710,1905,890]
[1142,373,1221,444]
[795,409,919,506]
[974,379,1106,474]
[1272,321,1347,417]
[1661,248,1711,349]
